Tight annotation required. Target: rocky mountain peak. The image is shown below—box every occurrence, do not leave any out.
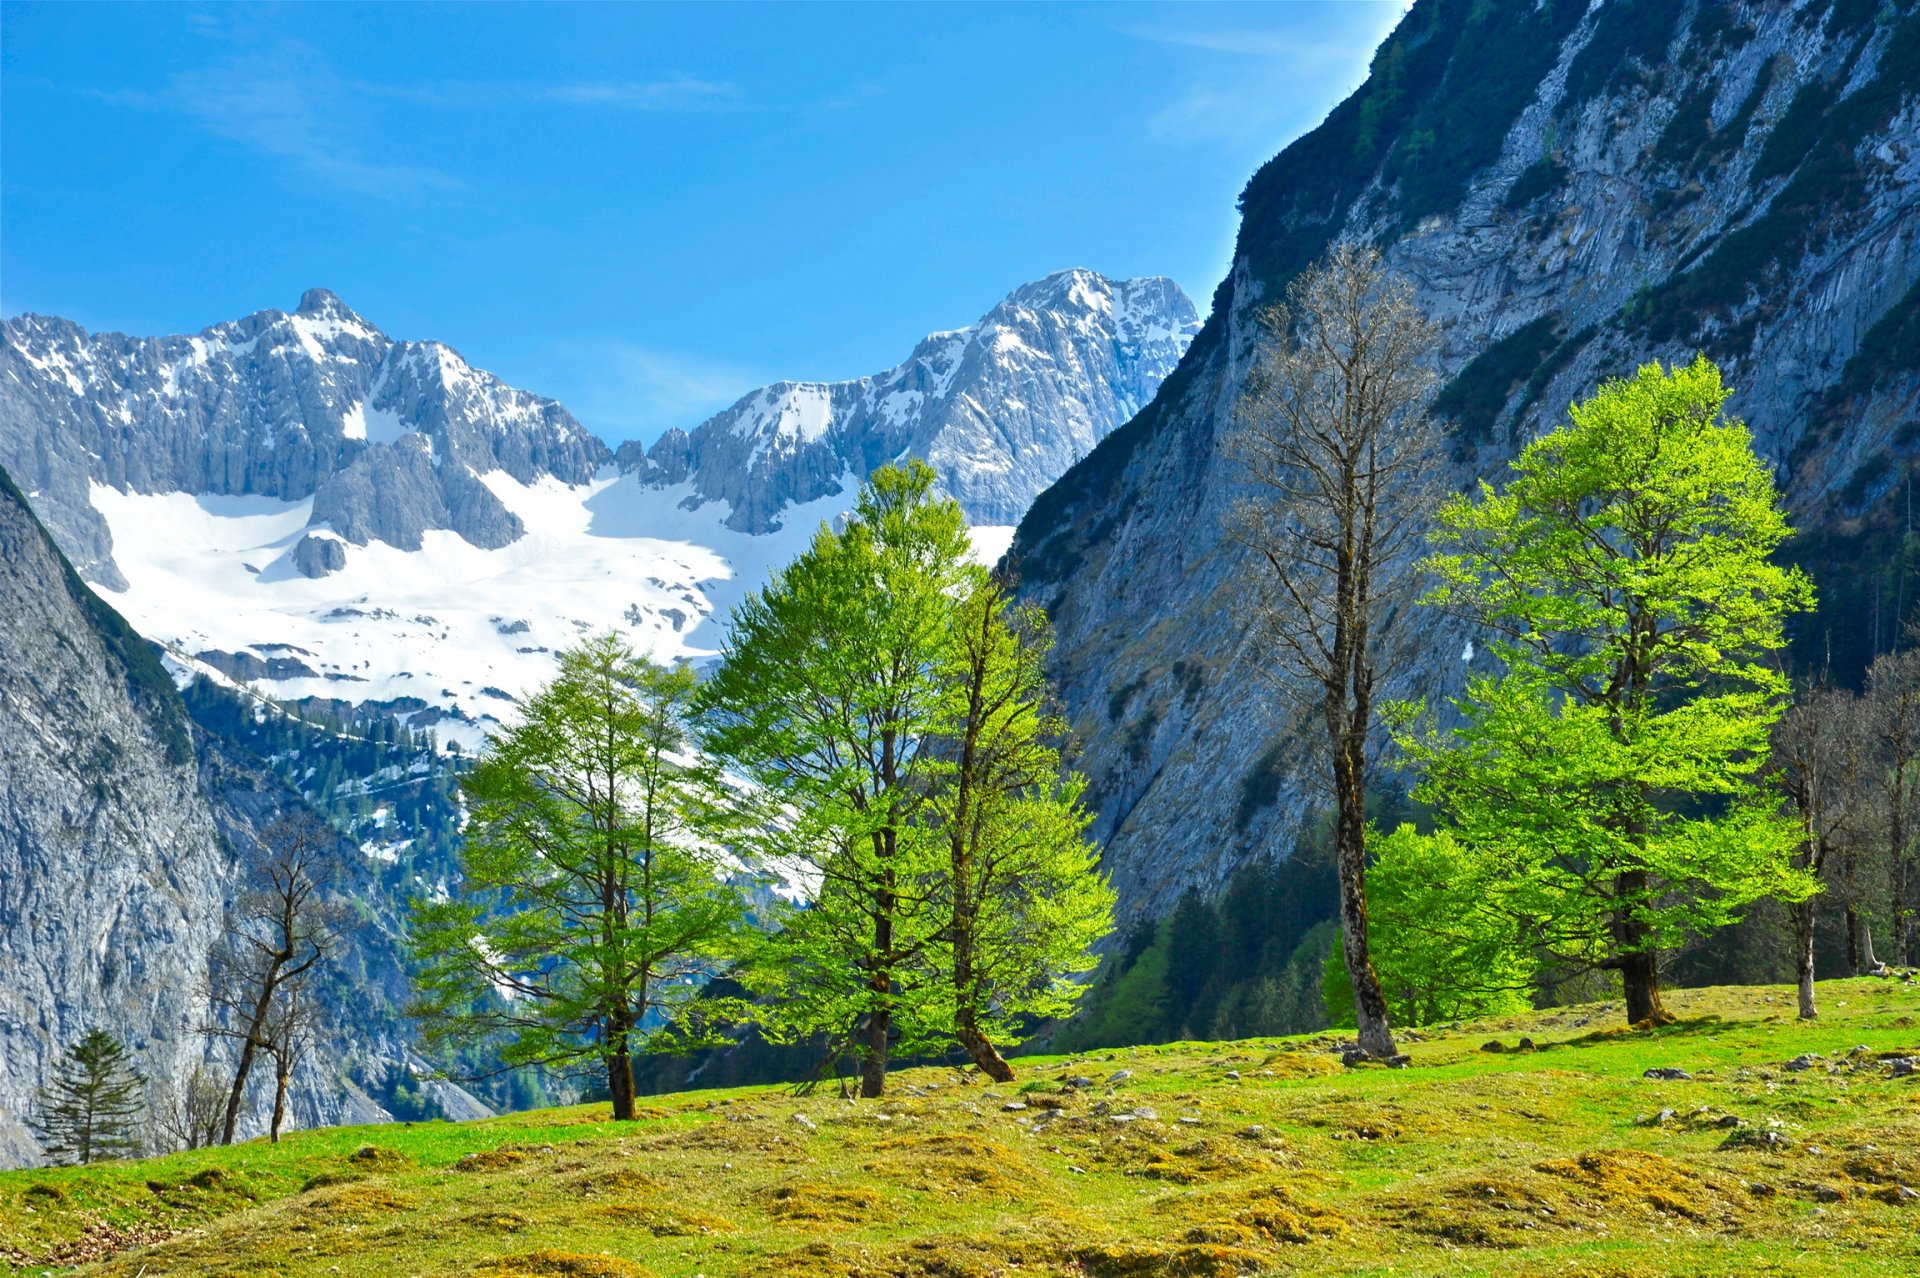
[295,287,359,321]
[0,294,610,584]
[619,268,1200,532]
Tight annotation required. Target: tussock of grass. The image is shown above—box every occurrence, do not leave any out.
[1136,1137,1276,1183]
[473,1250,651,1278]
[5,979,1920,1278]
[765,1182,884,1225]
[568,1167,666,1198]
[453,1148,529,1172]
[1072,1240,1272,1277]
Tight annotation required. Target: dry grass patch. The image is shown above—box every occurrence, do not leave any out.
[296,1182,416,1223]
[1257,1050,1344,1079]
[454,1147,531,1172]
[346,1143,412,1171]
[1138,1137,1278,1184]
[767,1181,885,1225]
[1178,1181,1352,1245]
[1072,1241,1272,1277]
[1381,1147,1744,1247]
[569,1166,667,1197]
[863,1131,1035,1198]
[474,1250,652,1278]
[1534,1148,1736,1220]
[1293,1099,1444,1142]
[586,1200,736,1235]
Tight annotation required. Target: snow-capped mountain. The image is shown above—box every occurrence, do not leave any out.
[0,271,1194,745]
[0,288,608,589]
[621,270,1199,532]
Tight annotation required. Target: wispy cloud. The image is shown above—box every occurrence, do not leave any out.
[542,78,740,110]
[86,36,742,201]
[1125,4,1407,149]
[543,340,768,448]
[97,43,464,200]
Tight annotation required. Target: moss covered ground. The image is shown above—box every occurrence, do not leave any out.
[4,979,1918,1277]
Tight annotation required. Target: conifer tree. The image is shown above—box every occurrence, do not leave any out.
[32,1029,145,1165]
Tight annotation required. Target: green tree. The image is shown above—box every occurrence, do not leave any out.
[1400,357,1817,1026]
[701,462,977,1098]
[32,1029,145,1165]
[926,578,1114,1079]
[1324,825,1536,1027]
[409,634,745,1121]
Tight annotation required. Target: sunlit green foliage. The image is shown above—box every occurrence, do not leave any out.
[1396,358,1818,1024]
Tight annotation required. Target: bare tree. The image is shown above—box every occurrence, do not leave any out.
[261,977,318,1143]
[1226,242,1440,1059]
[1866,646,1920,967]
[206,811,345,1144]
[153,1062,226,1152]
[1770,687,1867,1018]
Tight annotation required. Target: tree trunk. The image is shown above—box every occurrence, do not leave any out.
[1846,904,1862,975]
[1611,868,1672,1027]
[956,1013,1015,1083]
[1333,731,1396,1058]
[1896,851,1913,967]
[220,1025,265,1145]
[861,825,897,1100]
[606,1014,637,1121]
[270,1064,290,1142]
[860,999,890,1098]
[1792,899,1818,1020]
[1618,947,1670,1026]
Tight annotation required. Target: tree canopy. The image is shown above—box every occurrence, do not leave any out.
[1393,356,1817,1025]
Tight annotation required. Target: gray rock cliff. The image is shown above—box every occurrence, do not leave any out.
[0,466,229,1165]
[1012,0,1920,925]
[0,466,485,1166]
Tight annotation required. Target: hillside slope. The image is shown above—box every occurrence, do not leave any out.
[2,979,1916,1277]
[1010,0,1920,923]
[0,467,227,1169]
[0,468,484,1169]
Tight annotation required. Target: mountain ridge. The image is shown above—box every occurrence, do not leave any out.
[1,268,1194,744]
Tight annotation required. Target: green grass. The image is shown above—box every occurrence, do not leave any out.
[5,980,1919,1277]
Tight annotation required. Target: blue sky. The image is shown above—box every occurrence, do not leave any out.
[2,1,1403,448]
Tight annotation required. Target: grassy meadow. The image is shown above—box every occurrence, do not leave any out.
[3,979,1917,1278]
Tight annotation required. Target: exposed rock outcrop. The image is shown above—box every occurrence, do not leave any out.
[1012,0,1920,924]
[0,465,228,1166]
[0,289,608,584]
[618,270,1200,531]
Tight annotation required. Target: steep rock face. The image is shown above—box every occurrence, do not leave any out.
[1012,0,1920,924]
[620,270,1199,531]
[0,467,484,1167]
[0,289,609,585]
[0,467,228,1166]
